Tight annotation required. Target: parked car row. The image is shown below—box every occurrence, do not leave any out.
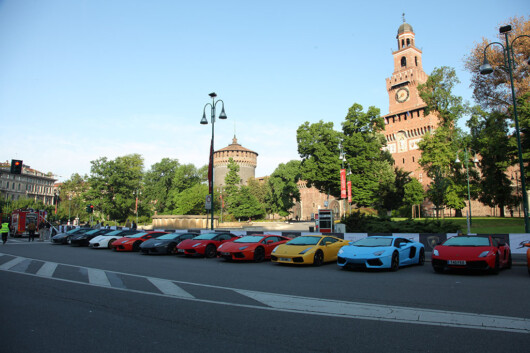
[51,229,517,274]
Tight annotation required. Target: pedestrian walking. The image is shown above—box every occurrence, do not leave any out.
[45,221,51,240]
[38,219,46,241]
[1,219,9,245]
[27,221,36,242]
[131,221,137,230]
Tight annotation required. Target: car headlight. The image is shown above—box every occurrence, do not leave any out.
[153,242,162,246]
[373,250,385,256]
[479,250,492,257]
[338,248,344,255]
[192,243,201,247]
[218,244,224,250]
[299,247,313,255]
[433,249,439,256]
[272,246,278,253]
[238,246,248,250]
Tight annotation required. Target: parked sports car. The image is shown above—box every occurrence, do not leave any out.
[111,231,167,252]
[70,228,114,246]
[337,236,425,271]
[217,234,291,262]
[139,232,198,255]
[431,235,512,274]
[271,235,348,266]
[89,229,140,249]
[525,242,530,275]
[51,228,91,244]
[176,232,238,258]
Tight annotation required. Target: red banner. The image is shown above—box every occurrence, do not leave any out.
[135,197,138,213]
[208,138,213,194]
[340,169,346,199]
[347,181,352,203]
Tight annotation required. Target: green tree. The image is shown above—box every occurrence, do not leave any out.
[143,158,180,214]
[166,163,204,212]
[171,183,209,215]
[57,173,90,222]
[297,120,341,196]
[468,108,517,217]
[341,104,393,207]
[228,185,264,220]
[84,154,144,222]
[403,178,425,208]
[265,160,302,218]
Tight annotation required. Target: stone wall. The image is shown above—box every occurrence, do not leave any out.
[152,215,218,230]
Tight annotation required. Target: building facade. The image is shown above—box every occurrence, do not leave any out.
[0,162,57,205]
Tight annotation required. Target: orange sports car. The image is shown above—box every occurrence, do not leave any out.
[111,231,167,252]
[216,234,291,262]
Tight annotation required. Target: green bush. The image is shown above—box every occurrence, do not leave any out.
[341,211,459,233]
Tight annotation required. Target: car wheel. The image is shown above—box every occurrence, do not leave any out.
[167,243,177,254]
[205,244,217,258]
[390,252,399,272]
[433,265,444,274]
[313,251,324,266]
[253,247,265,263]
[418,248,425,266]
[506,253,512,269]
[107,239,116,249]
[132,241,141,252]
[491,254,500,274]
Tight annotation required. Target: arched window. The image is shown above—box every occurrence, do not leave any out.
[401,39,404,48]
[401,57,407,67]
[415,56,418,66]
[406,38,410,46]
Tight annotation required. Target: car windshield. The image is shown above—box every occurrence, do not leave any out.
[85,230,99,235]
[443,236,491,247]
[126,232,149,238]
[234,236,264,243]
[105,230,122,236]
[286,236,321,246]
[352,237,393,247]
[156,233,180,240]
[193,233,219,240]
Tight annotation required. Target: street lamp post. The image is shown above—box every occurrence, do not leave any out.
[201,92,228,230]
[338,141,347,218]
[455,149,479,233]
[480,24,530,232]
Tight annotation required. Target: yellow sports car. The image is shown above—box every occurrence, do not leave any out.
[270,235,348,266]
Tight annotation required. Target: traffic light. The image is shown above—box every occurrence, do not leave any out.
[85,204,94,213]
[10,159,23,174]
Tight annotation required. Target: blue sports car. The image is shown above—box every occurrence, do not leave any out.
[337,235,425,271]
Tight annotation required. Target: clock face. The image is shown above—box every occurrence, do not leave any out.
[395,87,409,103]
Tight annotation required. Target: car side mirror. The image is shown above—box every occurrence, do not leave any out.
[497,241,505,247]
[524,243,530,248]
[266,239,274,244]
[399,243,406,247]
[325,241,332,246]
[146,236,152,239]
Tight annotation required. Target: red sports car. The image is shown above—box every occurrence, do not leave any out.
[525,242,530,275]
[432,235,512,274]
[111,231,167,252]
[176,232,238,258]
[216,234,291,262]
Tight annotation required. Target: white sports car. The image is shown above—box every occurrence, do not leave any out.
[89,229,139,249]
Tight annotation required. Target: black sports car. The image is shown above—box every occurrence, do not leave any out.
[140,232,198,255]
[51,228,92,244]
[69,228,114,246]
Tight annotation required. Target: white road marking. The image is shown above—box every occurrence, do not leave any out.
[0,257,26,270]
[88,268,111,287]
[147,277,195,298]
[235,289,530,334]
[36,262,58,277]
[1,252,528,334]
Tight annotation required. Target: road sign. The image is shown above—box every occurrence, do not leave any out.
[205,194,212,210]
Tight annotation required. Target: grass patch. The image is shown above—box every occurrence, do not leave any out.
[396,217,526,234]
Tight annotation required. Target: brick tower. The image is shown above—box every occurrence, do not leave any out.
[382,17,438,185]
[213,136,258,188]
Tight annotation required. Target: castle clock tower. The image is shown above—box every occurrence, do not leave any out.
[382,17,438,185]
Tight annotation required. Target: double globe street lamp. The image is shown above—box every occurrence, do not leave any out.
[455,149,479,233]
[479,24,530,233]
[201,92,227,230]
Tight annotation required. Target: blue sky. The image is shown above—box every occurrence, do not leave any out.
[0,0,527,182]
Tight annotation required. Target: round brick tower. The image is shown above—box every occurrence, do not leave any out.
[213,136,258,188]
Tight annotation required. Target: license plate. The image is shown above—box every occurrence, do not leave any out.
[177,249,184,253]
[279,257,291,262]
[448,260,466,265]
